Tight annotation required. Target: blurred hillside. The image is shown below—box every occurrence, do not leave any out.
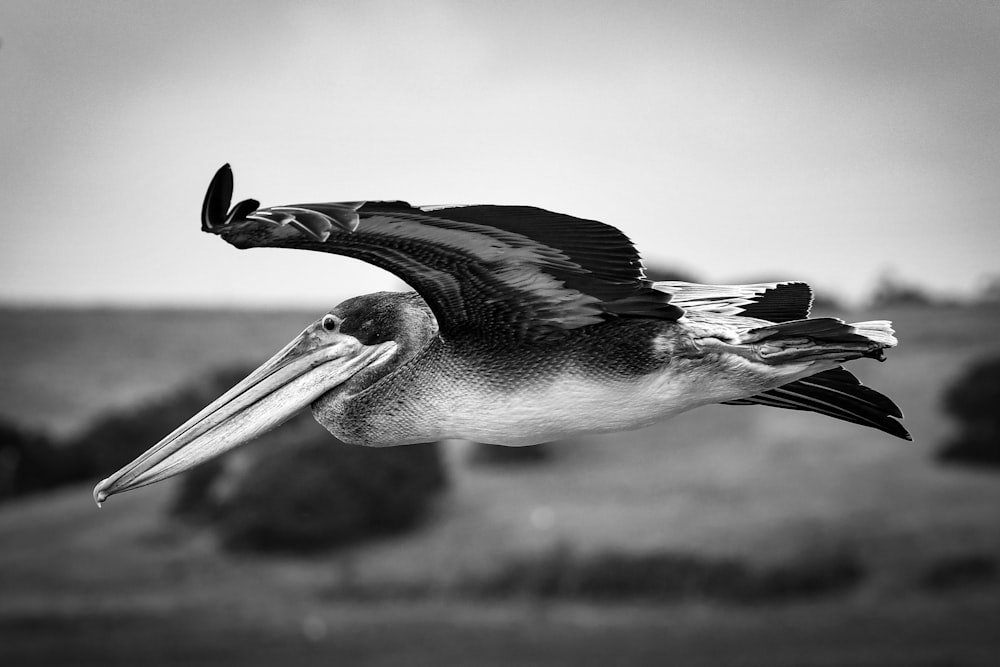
[0,307,322,437]
[1,303,999,665]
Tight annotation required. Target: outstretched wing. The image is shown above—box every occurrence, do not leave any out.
[201,165,681,342]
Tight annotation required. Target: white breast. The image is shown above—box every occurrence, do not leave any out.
[426,367,707,446]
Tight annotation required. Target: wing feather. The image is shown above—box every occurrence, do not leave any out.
[653,281,813,322]
[202,165,681,341]
[723,367,910,440]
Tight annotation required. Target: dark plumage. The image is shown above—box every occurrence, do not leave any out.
[93,165,908,505]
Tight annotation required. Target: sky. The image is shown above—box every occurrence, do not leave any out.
[1,0,997,308]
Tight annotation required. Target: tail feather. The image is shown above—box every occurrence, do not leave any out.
[723,367,910,440]
[847,320,897,348]
[742,317,897,363]
[746,317,896,346]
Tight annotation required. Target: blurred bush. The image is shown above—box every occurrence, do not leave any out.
[173,412,447,553]
[469,441,552,466]
[918,553,998,591]
[61,362,448,551]
[974,274,1000,304]
[464,545,864,603]
[938,356,1000,468]
[870,272,934,307]
[0,419,89,500]
[69,366,253,474]
[0,367,252,503]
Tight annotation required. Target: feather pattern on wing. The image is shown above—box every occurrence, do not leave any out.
[653,281,813,322]
[723,367,910,439]
[201,165,681,342]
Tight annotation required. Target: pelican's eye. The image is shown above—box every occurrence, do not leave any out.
[321,315,338,332]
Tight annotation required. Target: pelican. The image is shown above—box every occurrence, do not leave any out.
[93,165,909,505]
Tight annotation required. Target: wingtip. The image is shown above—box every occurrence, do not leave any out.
[885,416,912,441]
[202,163,262,233]
[202,164,234,230]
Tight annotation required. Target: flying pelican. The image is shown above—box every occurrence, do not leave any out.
[93,165,908,505]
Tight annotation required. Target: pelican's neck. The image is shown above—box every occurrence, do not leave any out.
[335,295,440,399]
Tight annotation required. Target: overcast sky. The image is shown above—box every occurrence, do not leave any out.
[1,0,997,308]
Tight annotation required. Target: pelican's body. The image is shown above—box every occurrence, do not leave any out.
[94,165,908,504]
[320,311,692,447]
[318,303,843,447]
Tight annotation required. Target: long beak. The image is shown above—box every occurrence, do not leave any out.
[92,329,396,506]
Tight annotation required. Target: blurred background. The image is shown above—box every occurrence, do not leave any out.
[1,1,998,665]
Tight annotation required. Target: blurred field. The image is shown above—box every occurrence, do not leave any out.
[0,306,324,437]
[1,303,999,665]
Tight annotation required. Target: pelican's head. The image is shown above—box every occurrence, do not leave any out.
[93,292,434,505]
